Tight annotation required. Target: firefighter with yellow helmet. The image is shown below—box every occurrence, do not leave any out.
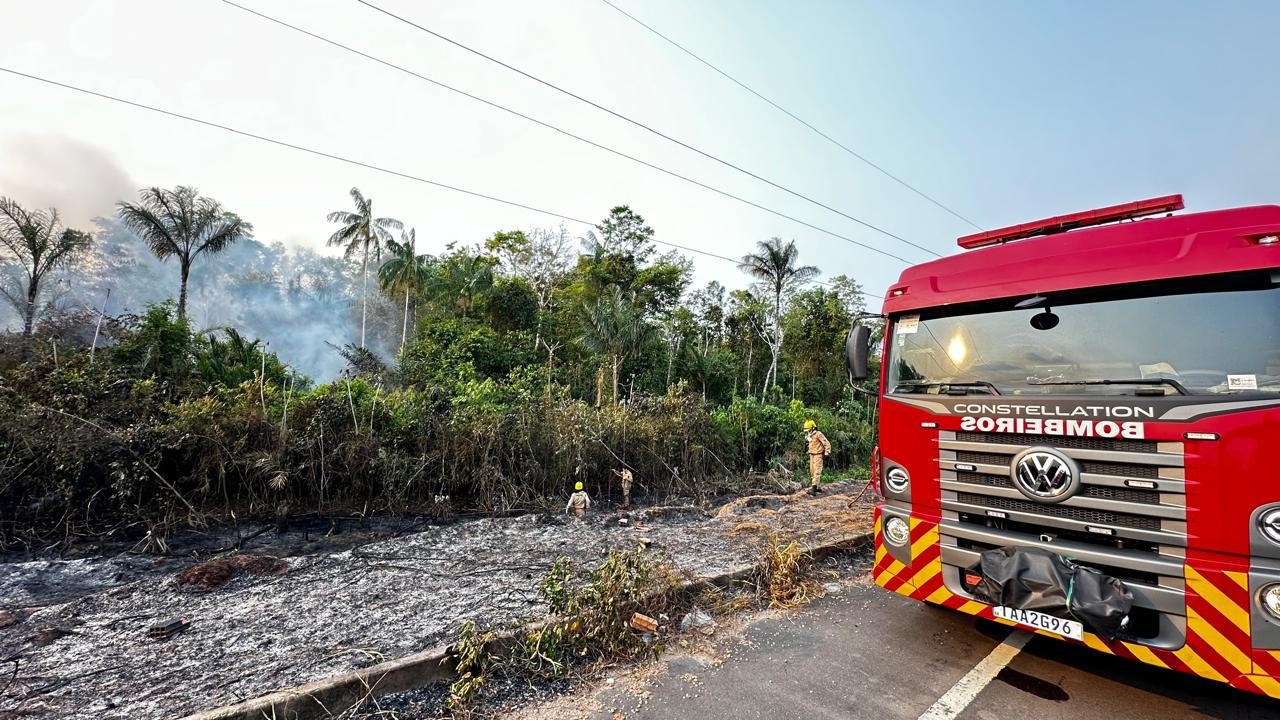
[803,419,832,493]
[566,481,592,517]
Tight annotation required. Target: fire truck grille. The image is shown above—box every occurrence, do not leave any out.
[953,472,1160,504]
[1083,461,1158,478]
[955,451,1011,466]
[954,492,1162,530]
[936,428,1187,646]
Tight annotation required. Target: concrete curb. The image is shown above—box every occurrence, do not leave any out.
[180,531,872,720]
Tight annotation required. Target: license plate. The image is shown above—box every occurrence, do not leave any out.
[992,606,1083,640]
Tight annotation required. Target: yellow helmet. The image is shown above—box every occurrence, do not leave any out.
[575,482,584,491]
[804,420,817,430]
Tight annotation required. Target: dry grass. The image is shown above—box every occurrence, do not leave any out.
[755,532,821,609]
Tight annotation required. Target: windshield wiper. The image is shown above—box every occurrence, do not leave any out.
[1027,378,1190,396]
[894,381,1002,396]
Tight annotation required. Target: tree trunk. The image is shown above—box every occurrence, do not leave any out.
[612,354,621,404]
[764,291,782,402]
[400,287,410,352]
[178,260,191,319]
[360,243,369,348]
[22,277,38,337]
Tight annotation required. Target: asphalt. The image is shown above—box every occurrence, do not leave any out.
[581,559,1280,720]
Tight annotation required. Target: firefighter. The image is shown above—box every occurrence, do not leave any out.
[566,481,592,517]
[612,467,634,509]
[804,419,832,493]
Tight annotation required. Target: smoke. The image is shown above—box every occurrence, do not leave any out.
[0,136,397,379]
[0,214,398,380]
[0,134,135,229]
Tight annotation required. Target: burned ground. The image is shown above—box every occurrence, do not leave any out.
[0,485,872,719]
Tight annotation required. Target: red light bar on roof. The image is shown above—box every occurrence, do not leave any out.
[957,194,1185,250]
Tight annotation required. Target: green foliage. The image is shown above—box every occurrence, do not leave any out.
[518,548,674,678]
[110,302,197,387]
[1,197,879,544]
[447,620,494,715]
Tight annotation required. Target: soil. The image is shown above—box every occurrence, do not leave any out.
[0,483,873,720]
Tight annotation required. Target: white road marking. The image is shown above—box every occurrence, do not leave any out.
[917,630,1032,720]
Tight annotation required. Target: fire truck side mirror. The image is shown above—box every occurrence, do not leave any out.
[846,323,872,382]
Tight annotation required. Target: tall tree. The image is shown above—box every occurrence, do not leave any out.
[584,205,656,261]
[579,285,654,404]
[738,238,819,400]
[326,187,402,348]
[116,186,252,319]
[378,228,432,352]
[426,249,495,318]
[0,198,93,338]
[486,226,572,349]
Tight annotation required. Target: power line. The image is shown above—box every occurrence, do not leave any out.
[219,0,910,264]
[0,65,880,300]
[596,0,983,232]
[354,0,941,259]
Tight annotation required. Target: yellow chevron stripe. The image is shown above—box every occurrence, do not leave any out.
[1246,675,1280,698]
[958,601,987,615]
[1173,645,1227,683]
[886,558,905,577]
[1125,643,1171,670]
[1223,570,1249,592]
[924,585,952,604]
[908,558,942,589]
[910,526,938,562]
[875,544,886,565]
[1083,634,1115,655]
[1188,607,1252,673]
[1268,651,1280,665]
[1187,566,1249,635]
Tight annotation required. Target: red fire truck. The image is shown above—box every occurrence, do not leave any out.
[846,195,1280,696]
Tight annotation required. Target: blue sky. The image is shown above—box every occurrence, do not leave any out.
[1,0,1276,305]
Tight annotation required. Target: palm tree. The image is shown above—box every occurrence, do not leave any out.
[378,228,432,352]
[326,187,402,348]
[0,198,93,338]
[579,285,654,404]
[738,238,819,400]
[116,186,252,319]
[426,251,494,318]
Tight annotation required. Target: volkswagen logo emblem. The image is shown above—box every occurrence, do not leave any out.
[1010,447,1080,503]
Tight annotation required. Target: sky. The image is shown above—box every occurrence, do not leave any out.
[2,0,1278,305]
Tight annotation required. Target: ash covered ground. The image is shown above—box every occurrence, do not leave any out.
[0,485,872,719]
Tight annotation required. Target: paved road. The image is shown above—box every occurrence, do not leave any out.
[584,559,1280,720]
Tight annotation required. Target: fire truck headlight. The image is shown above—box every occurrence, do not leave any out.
[884,516,910,547]
[1262,585,1280,622]
[1260,508,1280,545]
[885,467,910,493]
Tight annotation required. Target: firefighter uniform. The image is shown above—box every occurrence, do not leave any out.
[566,485,592,517]
[806,425,832,489]
[615,468,634,507]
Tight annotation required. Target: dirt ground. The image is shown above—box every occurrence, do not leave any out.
[0,484,873,720]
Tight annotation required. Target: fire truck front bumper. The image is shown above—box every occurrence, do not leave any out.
[872,504,1280,698]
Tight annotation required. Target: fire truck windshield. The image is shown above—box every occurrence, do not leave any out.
[888,272,1280,396]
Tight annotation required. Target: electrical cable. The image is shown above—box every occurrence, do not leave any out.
[355,0,941,259]
[598,0,982,231]
[220,0,911,264]
[0,65,882,299]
